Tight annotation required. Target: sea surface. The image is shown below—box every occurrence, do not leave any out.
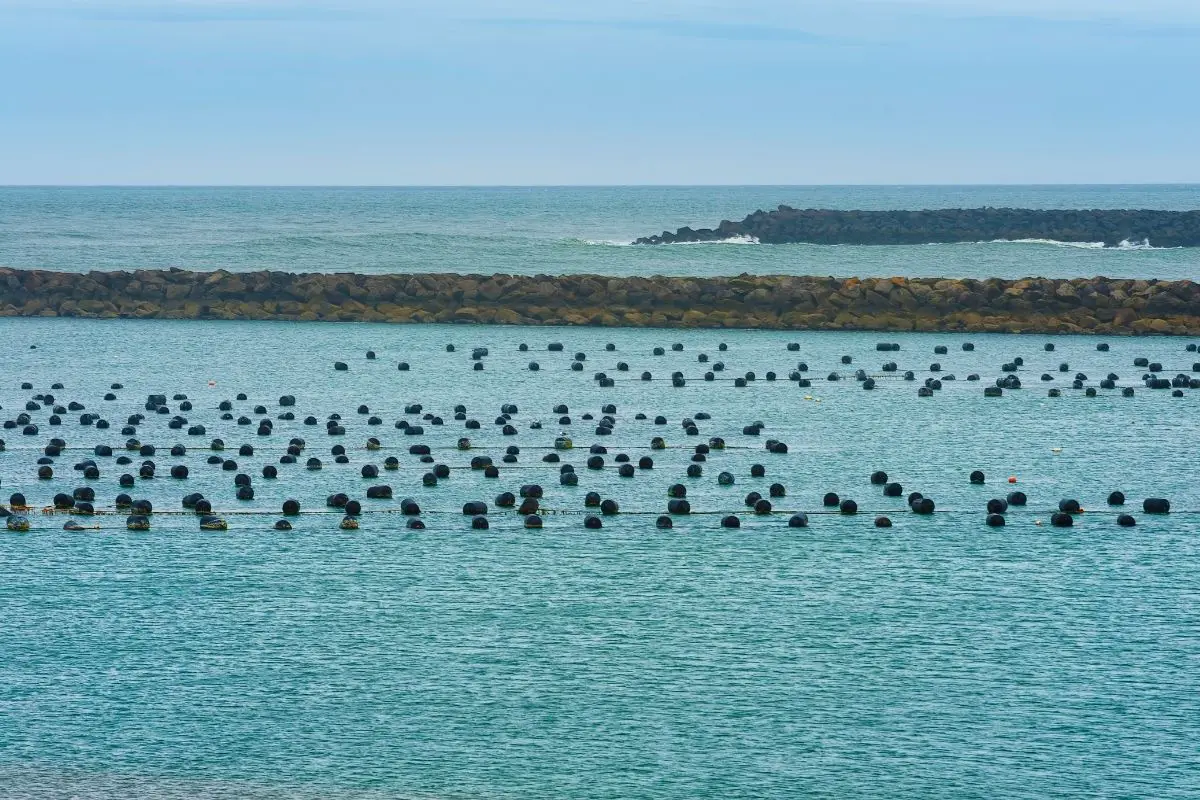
[1,185,1199,280]
[1,318,1198,799]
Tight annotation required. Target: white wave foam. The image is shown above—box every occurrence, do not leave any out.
[585,235,761,247]
[581,236,1172,249]
[991,238,1173,250]
[995,238,1106,249]
[670,234,761,245]
[1115,238,1170,250]
[580,235,761,246]
[580,239,633,247]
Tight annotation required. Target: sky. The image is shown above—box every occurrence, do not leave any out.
[0,0,1197,185]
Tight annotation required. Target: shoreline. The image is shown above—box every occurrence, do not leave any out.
[2,268,1198,335]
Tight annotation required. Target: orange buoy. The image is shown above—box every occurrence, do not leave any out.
[1008,476,1017,484]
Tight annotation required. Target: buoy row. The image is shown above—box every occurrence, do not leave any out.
[3,337,1193,538]
[3,504,1171,533]
[3,458,1174,534]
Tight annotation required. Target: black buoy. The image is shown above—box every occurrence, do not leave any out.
[1143,498,1170,514]
[969,470,985,484]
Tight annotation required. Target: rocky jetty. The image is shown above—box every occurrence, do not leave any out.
[1,268,1198,335]
[634,207,1200,247]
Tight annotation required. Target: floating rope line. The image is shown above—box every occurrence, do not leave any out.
[10,505,1195,519]
[0,444,778,455]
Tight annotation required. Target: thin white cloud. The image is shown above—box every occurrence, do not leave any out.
[872,0,1200,21]
[444,0,1200,25]
[4,0,1198,29]
[4,0,1194,13]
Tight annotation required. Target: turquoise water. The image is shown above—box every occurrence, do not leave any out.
[2,318,1198,798]
[1,185,1199,279]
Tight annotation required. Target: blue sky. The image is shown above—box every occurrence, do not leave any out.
[0,0,1197,184]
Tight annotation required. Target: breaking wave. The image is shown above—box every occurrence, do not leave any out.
[575,236,1175,250]
[990,238,1171,250]
[580,235,761,247]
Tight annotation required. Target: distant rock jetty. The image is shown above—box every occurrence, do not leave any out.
[634,207,1200,247]
[2,268,1198,335]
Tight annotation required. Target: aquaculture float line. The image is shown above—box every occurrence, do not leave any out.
[13,506,1192,518]
[1,269,1199,335]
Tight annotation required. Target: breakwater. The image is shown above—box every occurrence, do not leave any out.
[634,207,1200,247]
[1,268,1198,335]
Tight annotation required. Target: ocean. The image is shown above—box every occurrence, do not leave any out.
[1,185,1198,279]
[1,318,1198,799]
[1,187,1198,799]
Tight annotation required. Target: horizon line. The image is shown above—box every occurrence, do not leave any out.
[2,182,1199,190]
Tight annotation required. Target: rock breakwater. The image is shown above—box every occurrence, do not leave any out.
[1,268,1198,335]
[634,207,1200,247]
